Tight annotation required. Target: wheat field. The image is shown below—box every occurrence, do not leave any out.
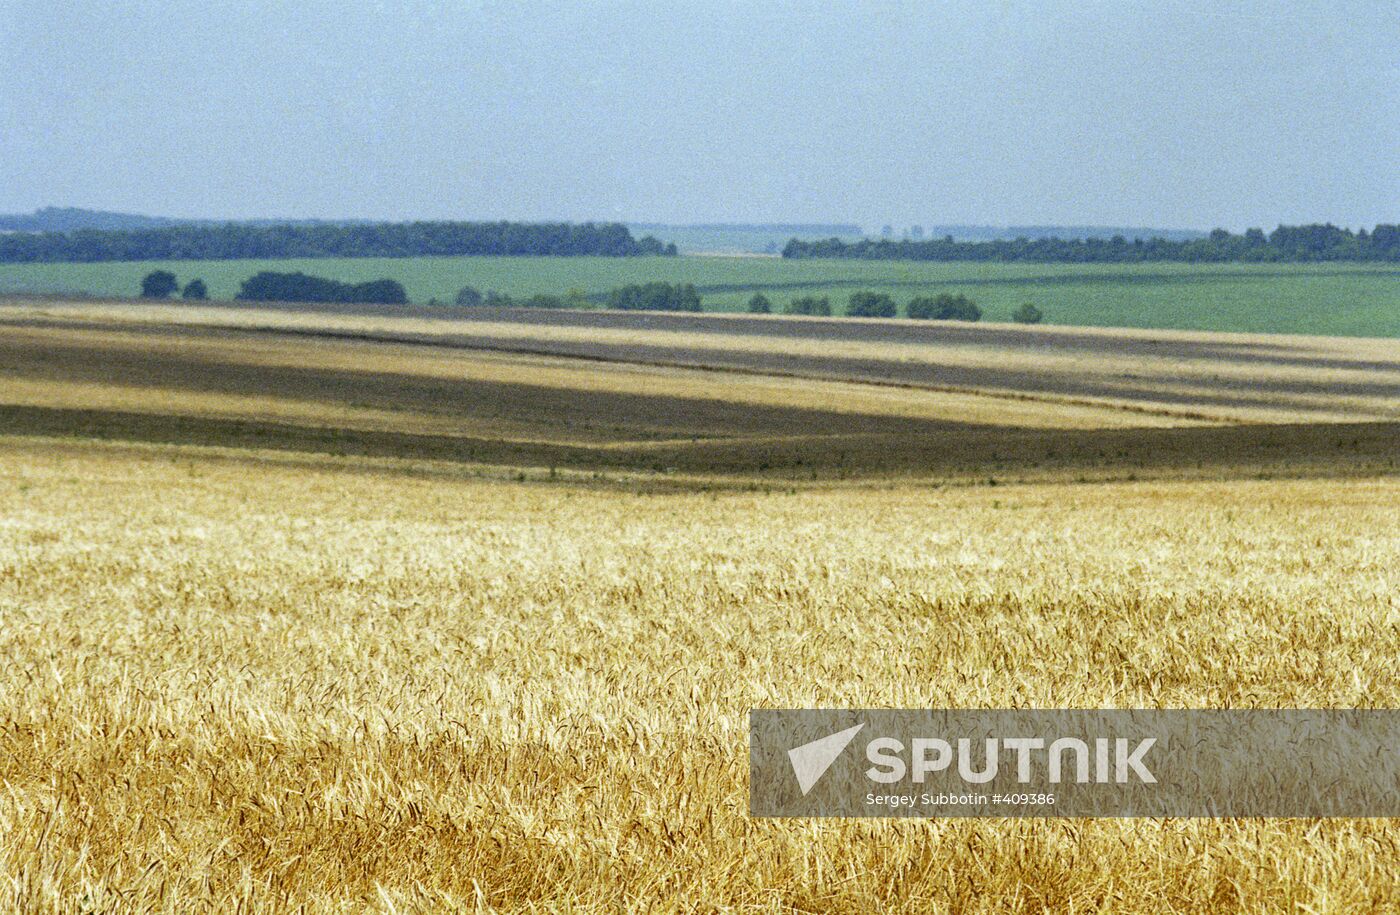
[1,300,1397,911]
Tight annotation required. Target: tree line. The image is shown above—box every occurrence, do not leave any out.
[782,224,1400,263]
[237,272,408,305]
[0,221,677,263]
[459,285,1002,319]
[142,269,1040,322]
[745,291,1029,322]
[453,282,702,312]
[139,270,408,305]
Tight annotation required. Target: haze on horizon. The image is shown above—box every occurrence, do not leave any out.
[1,0,1396,232]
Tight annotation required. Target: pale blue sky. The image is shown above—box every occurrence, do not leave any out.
[1,1,1396,229]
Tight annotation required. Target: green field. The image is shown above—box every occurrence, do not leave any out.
[3,256,1399,336]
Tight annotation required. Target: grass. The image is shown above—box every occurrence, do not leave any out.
[3,256,1400,336]
[0,301,1397,910]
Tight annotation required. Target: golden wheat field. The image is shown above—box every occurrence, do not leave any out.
[1,298,1398,911]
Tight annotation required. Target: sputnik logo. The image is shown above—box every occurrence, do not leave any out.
[788,723,866,795]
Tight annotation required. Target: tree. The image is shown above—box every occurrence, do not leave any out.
[455,286,483,306]
[847,291,897,318]
[785,295,831,316]
[908,293,981,321]
[237,271,342,303]
[747,293,772,314]
[1012,302,1043,324]
[606,282,702,312]
[906,296,937,319]
[140,270,178,298]
[942,293,981,321]
[235,271,407,305]
[181,278,208,300]
[349,278,408,304]
[632,235,678,256]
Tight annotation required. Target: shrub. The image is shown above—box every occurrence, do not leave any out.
[181,278,208,300]
[484,291,515,307]
[455,286,483,307]
[1013,302,1044,324]
[908,292,981,321]
[606,282,702,312]
[140,270,178,298]
[847,291,897,318]
[785,295,831,316]
[747,293,772,314]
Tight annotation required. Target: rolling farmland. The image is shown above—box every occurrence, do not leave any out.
[1,299,1397,910]
[9,0,1396,909]
[4,256,1400,336]
[3,296,1399,478]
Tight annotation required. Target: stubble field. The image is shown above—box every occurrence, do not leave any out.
[0,298,1397,911]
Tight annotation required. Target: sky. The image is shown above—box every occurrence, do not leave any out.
[1,1,1396,230]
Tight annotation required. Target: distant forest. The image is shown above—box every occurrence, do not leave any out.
[0,221,676,262]
[629,222,863,235]
[0,206,377,233]
[783,225,1400,263]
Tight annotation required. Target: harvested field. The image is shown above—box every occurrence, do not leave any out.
[10,299,1400,419]
[1,298,1397,481]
